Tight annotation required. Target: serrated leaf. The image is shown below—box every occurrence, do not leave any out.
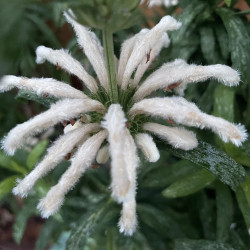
[162,168,216,198]
[142,160,199,188]
[137,204,185,239]
[16,89,57,107]
[215,181,233,242]
[235,186,250,234]
[0,151,26,174]
[13,199,36,244]
[26,140,48,169]
[174,239,236,250]
[164,140,246,190]
[0,175,19,200]
[66,198,118,250]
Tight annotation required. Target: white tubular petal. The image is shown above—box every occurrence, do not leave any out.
[37,130,107,218]
[102,104,130,202]
[133,59,240,101]
[131,32,170,88]
[129,96,247,146]
[118,197,137,236]
[64,12,109,91]
[13,123,100,197]
[143,123,198,150]
[135,133,160,161]
[96,145,110,164]
[121,16,181,90]
[117,29,149,85]
[36,46,98,93]
[0,75,88,99]
[2,99,105,155]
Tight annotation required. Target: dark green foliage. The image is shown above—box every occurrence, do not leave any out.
[0,0,250,249]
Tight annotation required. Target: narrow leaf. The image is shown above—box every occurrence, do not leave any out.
[215,181,233,242]
[164,140,246,190]
[13,199,36,244]
[241,176,250,206]
[27,140,49,170]
[0,151,26,174]
[235,186,250,235]
[0,175,19,200]
[162,168,216,198]
[174,239,236,250]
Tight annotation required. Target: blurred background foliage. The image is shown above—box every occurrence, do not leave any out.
[1,0,250,249]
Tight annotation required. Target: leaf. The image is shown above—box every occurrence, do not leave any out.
[164,140,246,190]
[66,198,118,250]
[16,89,57,108]
[214,25,229,61]
[224,0,231,7]
[241,176,250,206]
[137,204,185,239]
[199,26,222,64]
[141,160,199,188]
[26,140,48,170]
[36,218,60,250]
[217,8,250,83]
[215,181,233,242]
[235,186,250,234]
[162,168,216,198]
[0,151,26,174]
[213,85,250,166]
[174,239,236,250]
[0,175,19,200]
[13,199,36,244]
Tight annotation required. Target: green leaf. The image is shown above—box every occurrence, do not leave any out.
[0,175,19,200]
[213,85,250,166]
[141,160,199,188]
[36,218,60,250]
[0,151,26,174]
[162,168,216,198]
[26,140,48,169]
[66,198,118,249]
[199,26,222,64]
[217,8,250,83]
[224,0,231,7]
[213,85,234,122]
[174,239,236,250]
[13,199,36,244]
[138,204,185,239]
[214,25,229,61]
[165,140,246,190]
[241,176,250,206]
[215,182,233,242]
[235,186,250,233]
[16,89,58,107]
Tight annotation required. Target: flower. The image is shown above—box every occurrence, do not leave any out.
[0,13,247,236]
[141,0,179,8]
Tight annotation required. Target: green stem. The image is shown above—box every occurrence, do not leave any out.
[102,27,119,103]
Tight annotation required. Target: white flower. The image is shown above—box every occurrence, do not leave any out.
[0,13,247,236]
[141,0,179,8]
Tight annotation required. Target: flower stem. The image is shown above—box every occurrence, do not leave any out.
[102,28,119,103]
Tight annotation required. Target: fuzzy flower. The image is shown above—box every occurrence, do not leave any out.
[0,13,247,236]
[141,0,179,8]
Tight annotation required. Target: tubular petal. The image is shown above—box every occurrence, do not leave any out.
[37,130,108,218]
